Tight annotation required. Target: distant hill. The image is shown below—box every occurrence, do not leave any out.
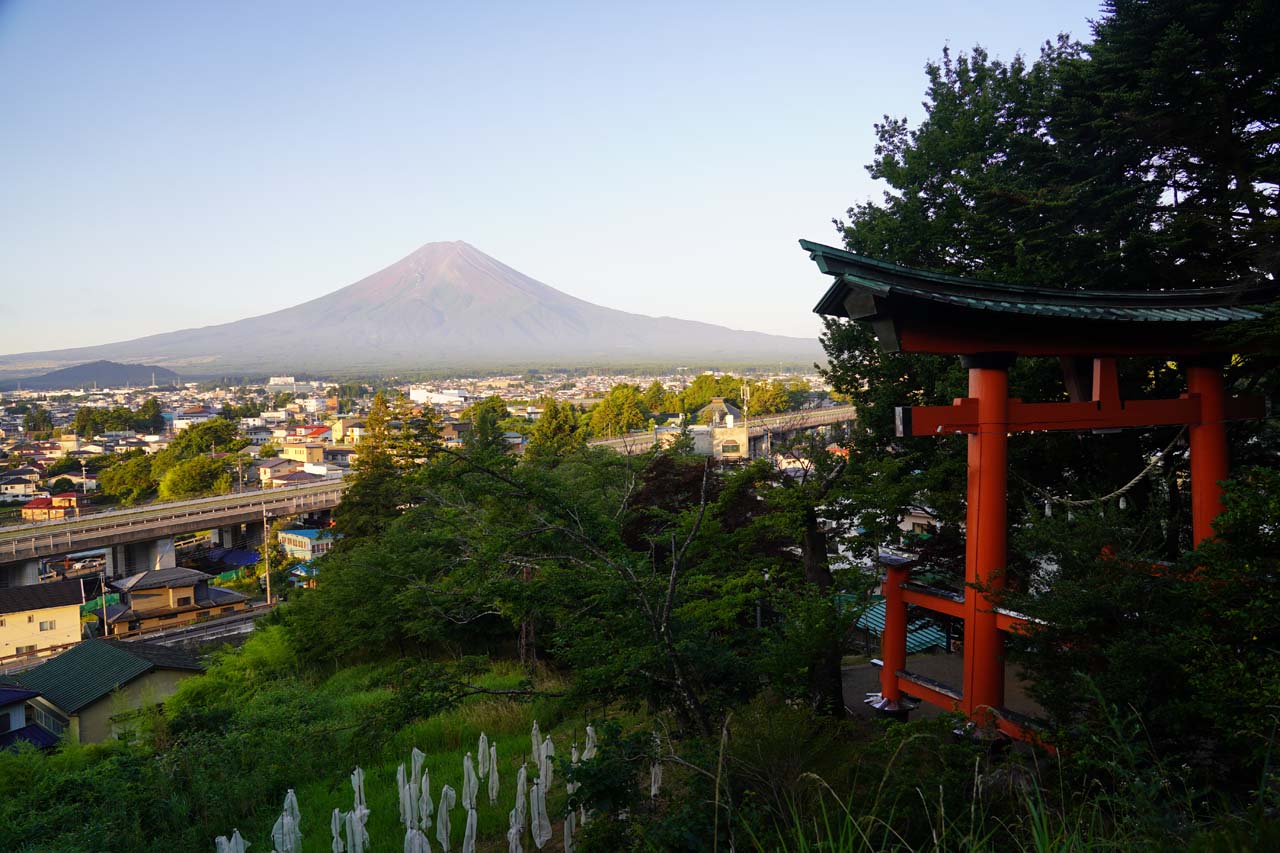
[0,242,823,375]
[0,360,180,392]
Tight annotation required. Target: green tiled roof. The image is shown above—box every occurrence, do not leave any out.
[802,240,1274,323]
[17,640,202,714]
[839,596,948,655]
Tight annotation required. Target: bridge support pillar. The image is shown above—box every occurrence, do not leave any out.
[148,537,177,570]
[0,560,41,588]
[245,520,265,548]
[212,525,240,548]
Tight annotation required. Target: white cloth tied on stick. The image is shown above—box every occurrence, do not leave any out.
[330,809,345,853]
[214,829,249,853]
[530,777,553,850]
[419,768,435,831]
[488,742,500,805]
[436,784,457,852]
[538,735,555,789]
[462,806,478,853]
[463,752,479,810]
[478,732,490,778]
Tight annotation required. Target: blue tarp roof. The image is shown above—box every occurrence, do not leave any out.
[207,548,258,566]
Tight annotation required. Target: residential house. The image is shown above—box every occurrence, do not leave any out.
[280,443,324,464]
[50,470,98,492]
[322,447,356,467]
[255,457,300,486]
[0,580,85,661]
[0,685,59,751]
[439,419,472,445]
[18,640,204,743]
[243,425,273,446]
[278,528,337,561]
[288,563,318,589]
[289,424,332,444]
[21,493,91,522]
[268,470,324,488]
[0,477,42,502]
[328,417,364,443]
[171,406,217,432]
[103,567,248,636]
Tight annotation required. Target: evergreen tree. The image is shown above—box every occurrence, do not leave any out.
[524,398,585,464]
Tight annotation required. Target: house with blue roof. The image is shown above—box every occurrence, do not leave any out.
[278,528,338,561]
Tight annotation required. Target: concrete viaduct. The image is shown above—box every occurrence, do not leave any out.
[586,404,857,455]
[0,481,347,587]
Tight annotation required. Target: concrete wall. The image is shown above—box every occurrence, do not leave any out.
[75,668,193,743]
[0,602,82,657]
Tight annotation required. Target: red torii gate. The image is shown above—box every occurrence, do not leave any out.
[802,240,1273,742]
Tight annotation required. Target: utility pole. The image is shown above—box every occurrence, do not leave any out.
[99,569,108,638]
[262,505,272,606]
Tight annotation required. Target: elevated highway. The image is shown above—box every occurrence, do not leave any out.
[0,481,347,579]
[587,405,856,455]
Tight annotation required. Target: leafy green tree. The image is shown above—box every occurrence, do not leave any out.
[98,454,157,505]
[464,395,512,459]
[22,405,52,434]
[524,398,585,464]
[135,397,165,432]
[588,385,650,437]
[170,419,240,456]
[335,392,440,539]
[49,477,75,494]
[157,455,231,500]
[640,379,667,413]
[677,374,742,413]
[744,379,791,416]
[257,441,280,458]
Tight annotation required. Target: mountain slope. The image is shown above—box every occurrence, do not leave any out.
[0,361,180,392]
[0,242,821,375]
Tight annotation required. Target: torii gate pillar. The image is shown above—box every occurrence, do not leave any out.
[963,354,1012,722]
[1186,363,1228,546]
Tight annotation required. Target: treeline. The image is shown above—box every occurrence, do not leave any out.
[463,374,817,441]
[72,397,165,436]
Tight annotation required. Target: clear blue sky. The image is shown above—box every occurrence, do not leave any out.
[0,1,1103,354]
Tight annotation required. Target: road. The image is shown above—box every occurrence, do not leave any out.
[586,405,857,454]
[0,480,347,564]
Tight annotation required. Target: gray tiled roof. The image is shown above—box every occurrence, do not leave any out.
[0,579,85,616]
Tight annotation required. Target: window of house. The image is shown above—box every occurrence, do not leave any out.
[15,645,36,655]
[38,620,55,631]
[197,610,211,618]
[720,441,741,455]
[27,615,33,623]
[221,606,235,613]
[34,706,65,735]
[176,596,192,606]
[0,617,5,627]
[0,714,9,733]
[158,613,178,621]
